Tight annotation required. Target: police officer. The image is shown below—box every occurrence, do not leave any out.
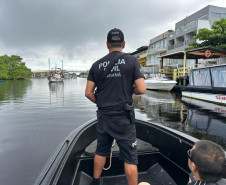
[85,28,146,185]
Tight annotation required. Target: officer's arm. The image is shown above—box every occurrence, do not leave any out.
[85,80,96,103]
[133,78,146,95]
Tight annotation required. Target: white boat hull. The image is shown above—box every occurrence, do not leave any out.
[48,76,64,83]
[145,80,176,92]
[182,96,226,115]
[48,72,64,83]
[182,91,226,104]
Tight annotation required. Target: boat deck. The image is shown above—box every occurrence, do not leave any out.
[78,168,173,185]
[74,139,185,185]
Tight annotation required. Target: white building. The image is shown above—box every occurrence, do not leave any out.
[146,30,173,72]
[167,5,226,68]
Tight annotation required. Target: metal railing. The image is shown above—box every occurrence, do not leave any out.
[175,42,184,48]
[160,67,191,80]
[168,45,175,50]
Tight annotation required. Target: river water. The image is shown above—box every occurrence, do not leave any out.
[0,78,225,185]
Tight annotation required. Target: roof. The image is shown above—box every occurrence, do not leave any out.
[159,46,226,59]
[130,46,148,55]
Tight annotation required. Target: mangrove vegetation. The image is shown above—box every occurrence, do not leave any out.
[0,55,32,80]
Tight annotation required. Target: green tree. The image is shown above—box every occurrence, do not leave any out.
[0,55,32,80]
[186,18,226,50]
[0,64,9,79]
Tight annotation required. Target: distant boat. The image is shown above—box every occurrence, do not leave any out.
[48,72,64,83]
[0,80,5,83]
[48,59,64,83]
[145,72,177,92]
[63,73,72,79]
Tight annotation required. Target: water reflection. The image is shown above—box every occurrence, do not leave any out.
[140,90,175,104]
[134,90,226,148]
[182,97,226,148]
[49,82,64,97]
[0,78,96,185]
[0,80,32,103]
[134,91,183,128]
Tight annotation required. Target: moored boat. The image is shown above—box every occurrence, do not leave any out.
[182,64,226,104]
[145,73,177,92]
[34,118,214,185]
[48,72,64,83]
[48,59,64,83]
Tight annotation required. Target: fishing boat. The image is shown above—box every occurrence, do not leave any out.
[34,118,205,185]
[182,64,226,104]
[48,59,64,83]
[144,73,177,92]
[48,72,64,83]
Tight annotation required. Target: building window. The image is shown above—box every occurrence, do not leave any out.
[184,20,197,31]
[164,38,167,48]
[211,12,221,19]
[198,14,208,20]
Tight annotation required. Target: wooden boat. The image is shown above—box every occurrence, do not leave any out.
[34,118,210,185]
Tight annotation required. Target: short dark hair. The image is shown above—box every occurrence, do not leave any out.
[191,140,225,182]
[108,42,124,49]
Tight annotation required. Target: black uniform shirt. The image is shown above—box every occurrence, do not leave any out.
[88,51,144,114]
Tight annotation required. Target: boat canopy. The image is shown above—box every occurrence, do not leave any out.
[159,46,226,59]
[189,64,226,88]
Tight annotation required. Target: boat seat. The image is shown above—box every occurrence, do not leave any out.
[84,139,159,157]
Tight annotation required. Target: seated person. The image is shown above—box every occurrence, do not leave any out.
[187,140,226,185]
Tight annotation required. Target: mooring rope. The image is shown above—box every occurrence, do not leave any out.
[103,139,116,170]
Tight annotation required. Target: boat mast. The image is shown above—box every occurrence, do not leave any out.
[48,58,50,73]
[62,59,63,75]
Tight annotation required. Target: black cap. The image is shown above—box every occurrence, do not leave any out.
[107,28,124,43]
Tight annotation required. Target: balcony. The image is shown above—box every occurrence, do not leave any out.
[175,42,184,48]
[185,38,196,45]
[168,45,175,50]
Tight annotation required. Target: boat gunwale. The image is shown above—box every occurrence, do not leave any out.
[34,118,200,185]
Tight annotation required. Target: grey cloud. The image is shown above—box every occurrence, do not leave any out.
[0,0,216,70]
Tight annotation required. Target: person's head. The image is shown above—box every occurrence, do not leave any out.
[106,28,125,51]
[188,140,226,182]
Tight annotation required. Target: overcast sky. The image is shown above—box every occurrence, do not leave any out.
[0,0,225,71]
